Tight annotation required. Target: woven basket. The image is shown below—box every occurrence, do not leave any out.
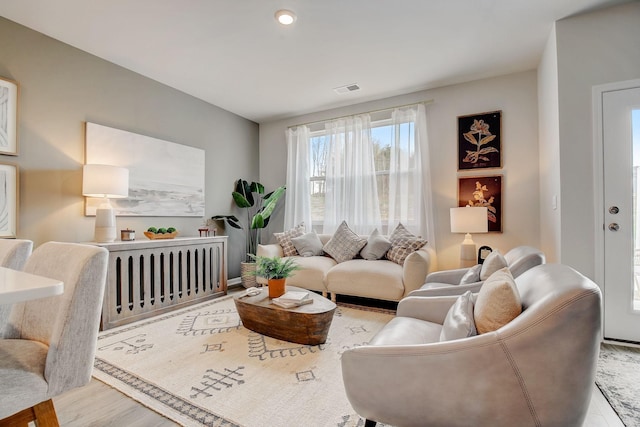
[240,262,257,288]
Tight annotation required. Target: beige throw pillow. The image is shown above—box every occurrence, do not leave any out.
[274,223,305,257]
[474,267,522,334]
[323,221,367,263]
[479,250,508,280]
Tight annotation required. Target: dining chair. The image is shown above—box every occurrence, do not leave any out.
[0,239,34,337]
[0,242,108,426]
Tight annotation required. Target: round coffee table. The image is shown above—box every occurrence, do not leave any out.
[234,286,337,345]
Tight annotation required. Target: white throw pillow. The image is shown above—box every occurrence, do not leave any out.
[459,264,482,285]
[291,232,324,257]
[480,250,508,280]
[474,267,522,334]
[323,221,367,263]
[360,228,392,260]
[440,291,477,341]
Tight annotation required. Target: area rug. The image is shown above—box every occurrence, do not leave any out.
[596,343,640,427]
[93,295,393,427]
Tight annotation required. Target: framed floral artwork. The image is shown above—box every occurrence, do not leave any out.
[0,162,18,238]
[458,175,502,232]
[0,77,19,156]
[458,110,501,170]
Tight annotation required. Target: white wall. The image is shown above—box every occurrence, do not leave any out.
[0,17,260,279]
[537,26,561,263]
[260,71,540,270]
[554,2,640,279]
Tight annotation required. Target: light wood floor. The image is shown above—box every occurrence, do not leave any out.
[51,379,622,427]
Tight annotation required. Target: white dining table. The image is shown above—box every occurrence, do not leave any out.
[0,266,63,304]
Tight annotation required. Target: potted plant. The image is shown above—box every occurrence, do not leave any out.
[212,179,286,288]
[250,254,300,298]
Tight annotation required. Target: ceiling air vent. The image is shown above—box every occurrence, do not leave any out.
[333,83,361,95]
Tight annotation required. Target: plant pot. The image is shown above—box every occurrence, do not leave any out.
[268,278,286,298]
[240,262,257,289]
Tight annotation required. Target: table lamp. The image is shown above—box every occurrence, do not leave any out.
[450,206,488,267]
[83,164,129,243]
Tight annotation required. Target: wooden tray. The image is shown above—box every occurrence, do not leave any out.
[143,231,178,240]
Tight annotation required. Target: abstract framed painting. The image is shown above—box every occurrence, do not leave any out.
[0,162,18,238]
[0,77,19,156]
[458,110,501,170]
[458,175,502,232]
[85,122,205,217]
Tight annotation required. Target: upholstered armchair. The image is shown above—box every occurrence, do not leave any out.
[409,245,545,297]
[0,239,33,336]
[0,242,108,425]
[341,263,602,427]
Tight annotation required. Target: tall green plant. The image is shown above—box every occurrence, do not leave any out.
[212,179,286,262]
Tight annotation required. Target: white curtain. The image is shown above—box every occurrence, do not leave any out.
[386,104,435,244]
[284,126,312,231]
[322,115,381,235]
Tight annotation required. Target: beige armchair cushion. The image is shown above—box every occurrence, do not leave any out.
[474,267,521,334]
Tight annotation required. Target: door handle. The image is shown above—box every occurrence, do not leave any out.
[608,223,620,232]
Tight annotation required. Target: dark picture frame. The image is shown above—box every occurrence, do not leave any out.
[458,175,502,232]
[458,110,501,170]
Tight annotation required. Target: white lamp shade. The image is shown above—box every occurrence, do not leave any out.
[82,164,129,198]
[450,207,489,233]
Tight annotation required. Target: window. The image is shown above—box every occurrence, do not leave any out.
[285,103,434,241]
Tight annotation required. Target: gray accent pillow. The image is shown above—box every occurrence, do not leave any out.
[439,291,477,341]
[480,250,508,280]
[459,264,482,285]
[360,228,392,260]
[291,232,324,257]
[323,221,367,263]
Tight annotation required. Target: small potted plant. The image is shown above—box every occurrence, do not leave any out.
[250,254,300,298]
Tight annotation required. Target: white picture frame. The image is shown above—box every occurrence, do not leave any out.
[0,77,19,156]
[0,162,18,238]
[85,122,205,217]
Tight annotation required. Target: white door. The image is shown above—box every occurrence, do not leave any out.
[602,85,640,343]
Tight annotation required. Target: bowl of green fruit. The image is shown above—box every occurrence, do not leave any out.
[144,227,178,240]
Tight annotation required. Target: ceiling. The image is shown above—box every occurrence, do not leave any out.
[0,0,630,123]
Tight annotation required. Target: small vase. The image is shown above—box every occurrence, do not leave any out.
[268,278,286,298]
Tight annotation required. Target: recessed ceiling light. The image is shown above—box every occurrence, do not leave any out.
[275,9,296,25]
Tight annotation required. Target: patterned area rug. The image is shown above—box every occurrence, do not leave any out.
[596,343,640,427]
[93,295,393,427]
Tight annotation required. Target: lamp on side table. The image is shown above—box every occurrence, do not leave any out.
[450,206,488,268]
[83,164,129,243]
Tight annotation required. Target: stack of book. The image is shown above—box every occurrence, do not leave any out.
[271,291,313,308]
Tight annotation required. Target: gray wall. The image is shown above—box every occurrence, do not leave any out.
[260,71,540,270]
[0,17,259,279]
[552,2,640,279]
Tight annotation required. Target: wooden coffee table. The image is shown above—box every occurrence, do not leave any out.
[234,286,337,345]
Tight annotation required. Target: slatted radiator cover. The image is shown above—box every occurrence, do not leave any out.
[94,236,227,330]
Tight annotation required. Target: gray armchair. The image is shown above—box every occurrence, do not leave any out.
[0,242,108,425]
[409,245,545,297]
[341,263,602,427]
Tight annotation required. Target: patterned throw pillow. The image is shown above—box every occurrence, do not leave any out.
[274,223,305,257]
[323,221,367,263]
[385,223,427,265]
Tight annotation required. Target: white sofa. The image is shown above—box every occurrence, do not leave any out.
[257,234,437,302]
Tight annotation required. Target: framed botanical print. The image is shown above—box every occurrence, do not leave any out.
[0,77,19,156]
[458,110,501,170]
[0,162,18,238]
[458,175,502,232]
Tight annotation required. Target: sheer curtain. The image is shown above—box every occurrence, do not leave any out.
[284,126,312,230]
[322,115,381,235]
[387,104,435,244]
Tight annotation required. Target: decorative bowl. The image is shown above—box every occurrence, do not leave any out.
[143,231,178,240]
